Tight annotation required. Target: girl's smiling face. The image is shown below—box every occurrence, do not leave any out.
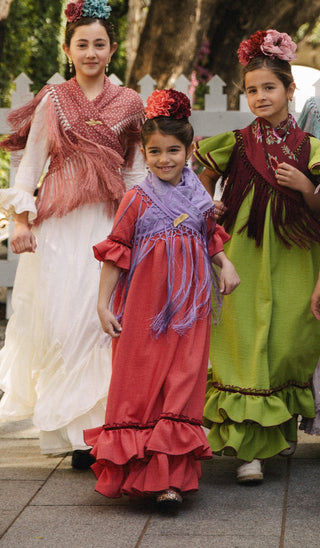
[63,22,117,81]
[245,67,295,127]
[142,131,193,186]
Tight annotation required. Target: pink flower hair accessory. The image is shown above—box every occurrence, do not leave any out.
[238,29,297,66]
[145,90,191,120]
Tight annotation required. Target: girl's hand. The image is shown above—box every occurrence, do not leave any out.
[219,260,241,295]
[212,251,240,295]
[97,306,122,338]
[11,222,37,254]
[276,162,320,211]
[213,200,226,221]
[276,162,311,193]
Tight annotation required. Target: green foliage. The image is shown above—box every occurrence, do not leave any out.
[0,0,64,106]
[108,0,128,82]
[295,17,320,46]
[0,150,10,189]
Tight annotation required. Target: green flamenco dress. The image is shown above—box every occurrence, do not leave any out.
[194,120,320,461]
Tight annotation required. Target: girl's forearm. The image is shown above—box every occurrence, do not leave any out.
[97,261,121,312]
[211,250,229,268]
[301,183,320,212]
[199,168,220,198]
[14,211,30,226]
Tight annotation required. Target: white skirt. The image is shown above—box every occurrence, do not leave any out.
[0,203,113,454]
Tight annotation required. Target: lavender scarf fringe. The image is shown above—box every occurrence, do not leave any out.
[112,168,222,337]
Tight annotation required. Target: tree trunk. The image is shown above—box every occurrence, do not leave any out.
[205,0,320,108]
[127,0,217,89]
[0,0,13,19]
[125,0,151,82]
[127,0,320,107]
[0,0,14,62]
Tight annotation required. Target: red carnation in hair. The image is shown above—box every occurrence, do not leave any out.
[237,30,267,66]
[65,0,85,23]
[146,89,191,120]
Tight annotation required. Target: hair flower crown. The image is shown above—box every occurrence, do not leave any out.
[145,89,191,120]
[238,29,297,66]
[65,0,112,23]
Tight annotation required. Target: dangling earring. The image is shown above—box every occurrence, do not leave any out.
[68,58,73,74]
[105,57,111,74]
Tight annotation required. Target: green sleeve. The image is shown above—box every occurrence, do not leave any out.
[308,136,320,176]
[194,131,236,175]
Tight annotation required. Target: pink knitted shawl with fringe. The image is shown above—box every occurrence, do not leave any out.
[1,76,145,224]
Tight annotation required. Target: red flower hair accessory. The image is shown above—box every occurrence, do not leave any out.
[145,89,191,120]
[65,0,85,22]
[238,29,297,66]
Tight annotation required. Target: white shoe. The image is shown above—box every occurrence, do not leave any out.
[279,440,297,457]
[237,459,264,484]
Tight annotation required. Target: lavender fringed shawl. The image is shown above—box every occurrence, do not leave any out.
[113,167,222,337]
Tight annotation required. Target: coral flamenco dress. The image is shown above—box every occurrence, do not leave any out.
[84,167,229,497]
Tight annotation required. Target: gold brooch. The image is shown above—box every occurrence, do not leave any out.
[173,213,189,227]
[86,119,103,126]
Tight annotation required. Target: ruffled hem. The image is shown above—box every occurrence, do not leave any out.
[204,383,314,427]
[203,372,315,460]
[205,417,298,461]
[93,238,131,270]
[0,188,37,222]
[84,417,212,498]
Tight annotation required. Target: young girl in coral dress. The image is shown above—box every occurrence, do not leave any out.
[84,90,240,505]
[194,30,320,484]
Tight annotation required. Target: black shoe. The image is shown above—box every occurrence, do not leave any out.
[71,449,95,470]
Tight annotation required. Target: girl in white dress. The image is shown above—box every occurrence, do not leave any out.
[0,0,145,468]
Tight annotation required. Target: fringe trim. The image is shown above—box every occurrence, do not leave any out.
[221,131,320,249]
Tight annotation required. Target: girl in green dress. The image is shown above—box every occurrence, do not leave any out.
[194,29,320,484]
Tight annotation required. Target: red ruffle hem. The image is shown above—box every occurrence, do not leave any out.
[84,415,212,498]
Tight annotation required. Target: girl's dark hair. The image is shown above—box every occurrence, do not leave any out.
[64,17,115,47]
[243,55,294,90]
[141,117,194,151]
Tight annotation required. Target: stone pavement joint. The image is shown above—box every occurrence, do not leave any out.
[0,318,320,547]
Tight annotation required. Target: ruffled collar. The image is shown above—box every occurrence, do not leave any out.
[253,114,296,143]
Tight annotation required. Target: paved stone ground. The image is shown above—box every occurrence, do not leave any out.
[0,310,320,547]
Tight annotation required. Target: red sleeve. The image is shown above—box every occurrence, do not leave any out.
[208,224,230,257]
[93,187,145,269]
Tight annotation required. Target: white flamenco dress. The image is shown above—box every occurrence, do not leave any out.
[0,95,145,454]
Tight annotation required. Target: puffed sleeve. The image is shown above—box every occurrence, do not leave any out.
[0,94,50,222]
[308,136,320,177]
[93,187,144,270]
[194,131,236,175]
[208,224,230,257]
[204,207,230,257]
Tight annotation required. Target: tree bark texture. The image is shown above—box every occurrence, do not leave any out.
[127,0,320,108]
[0,0,14,62]
[127,0,217,89]
[0,0,13,20]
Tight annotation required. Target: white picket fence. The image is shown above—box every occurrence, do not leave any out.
[1,67,320,316]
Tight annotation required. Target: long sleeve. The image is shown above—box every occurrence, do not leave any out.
[0,94,50,222]
[121,145,146,191]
